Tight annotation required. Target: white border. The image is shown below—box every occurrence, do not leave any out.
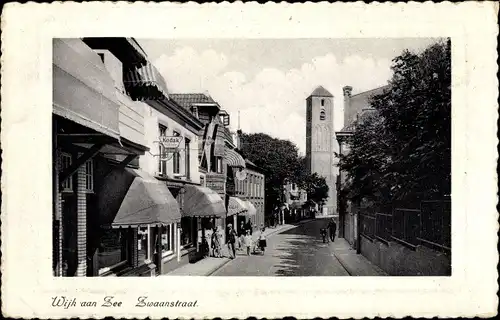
[1,2,498,318]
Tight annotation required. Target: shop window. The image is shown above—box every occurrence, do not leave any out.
[158,124,167,176]
[137,227,150,265]
[98,229,127,275]
[85,159,94,192]
[180,217,193,248]
[320,110,326,120]
[161,224,175,257]
[60,153,73,192]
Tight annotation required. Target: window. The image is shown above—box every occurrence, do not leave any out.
[191,106,199,118]
[137,227,150,264]
[158,124,167,176]
[161,224,175,256]
[98,229,127,275]
[85,159,94,192]
[215,157,223,174]
[321,99,325,106]
[320,110,326,120]
[185,138,191,180]
[173,131,180,175]
[60,153,73,191]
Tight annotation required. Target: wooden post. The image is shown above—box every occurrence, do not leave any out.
[177,222,181,262]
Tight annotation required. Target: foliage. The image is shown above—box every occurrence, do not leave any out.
[338,39,451,203]
[297,172,329,205]
[239,133,302,213]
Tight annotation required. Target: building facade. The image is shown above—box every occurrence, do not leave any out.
[170,94,247,243]
[53,38,157,277]
[305,86,337,216]
[336,85,388,247]
[283,182,308,222]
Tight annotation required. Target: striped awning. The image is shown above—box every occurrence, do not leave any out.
[124,62,169,101]
[224,147,246,168]
[227,197,248,217]
[181,185,226,218]
[243,200,257,216]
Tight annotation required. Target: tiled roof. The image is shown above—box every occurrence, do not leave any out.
[169,93,218,111]
[309,86,333,97]
[338,109,378,133]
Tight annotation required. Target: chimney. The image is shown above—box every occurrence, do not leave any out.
[342,86,353,97]
[236,129,242,150]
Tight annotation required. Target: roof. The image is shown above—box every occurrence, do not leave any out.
[338,109,378,133]
[339,85,389,133]
[350,85,390,99]
[169,93,219,111]
[309,86,333,98]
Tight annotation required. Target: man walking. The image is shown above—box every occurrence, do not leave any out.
[227,224,238,259]
[327,218,337,242]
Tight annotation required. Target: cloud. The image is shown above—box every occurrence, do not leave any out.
[153,46,392,154]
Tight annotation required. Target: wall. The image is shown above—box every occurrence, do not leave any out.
[140,105,200,184]
[306,95,337,215]
[360,236,451,276]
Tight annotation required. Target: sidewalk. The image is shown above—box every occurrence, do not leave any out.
[165,257,231,276]
[164,219,314,276]
[332,238,388,276]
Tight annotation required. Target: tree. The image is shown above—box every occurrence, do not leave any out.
[239,133,302,214]
[338,39,451,203]
[298,172,329,206]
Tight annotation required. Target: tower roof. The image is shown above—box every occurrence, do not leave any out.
[309,86,333,98]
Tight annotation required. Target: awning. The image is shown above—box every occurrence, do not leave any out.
[181,185,226,218]
[227,197,248,217]
[225,147,246,168]
[53,38,121,140]
[124,62,169,101]
[97,168,181,228]
[243,200,257,216]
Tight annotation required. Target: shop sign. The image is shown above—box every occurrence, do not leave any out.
[206,173,225,197]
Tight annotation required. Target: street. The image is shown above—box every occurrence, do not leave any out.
[213,218,350,276]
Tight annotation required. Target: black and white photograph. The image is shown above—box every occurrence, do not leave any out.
[1,2,498,319]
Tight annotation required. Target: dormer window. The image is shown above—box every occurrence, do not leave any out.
[191,106,199,118]
[320,110,326,120]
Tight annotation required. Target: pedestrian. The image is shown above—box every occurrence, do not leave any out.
[258,226,267,254]
[238,221,246,249]
[327,218,337,242]
[246,219,253,235]
[244,230,252,256]
[320,227,328,243]
[226,224,237,259]
[211,226,222,258]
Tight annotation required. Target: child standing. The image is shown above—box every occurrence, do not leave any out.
[258,226,267,254]
[244,230,252,256]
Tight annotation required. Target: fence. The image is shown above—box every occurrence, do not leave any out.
[357,200,451,252]
[419,200,451,250]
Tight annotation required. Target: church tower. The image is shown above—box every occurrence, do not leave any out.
[305,86,337,216]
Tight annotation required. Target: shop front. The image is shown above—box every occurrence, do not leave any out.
[95,168,180,276]
[160,184,226,274]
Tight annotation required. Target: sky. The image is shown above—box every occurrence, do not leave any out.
[138,38,441,155]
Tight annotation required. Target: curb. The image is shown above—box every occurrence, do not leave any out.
[206,258,232,276]
[332,252,353,276]
[332,251,389,276]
